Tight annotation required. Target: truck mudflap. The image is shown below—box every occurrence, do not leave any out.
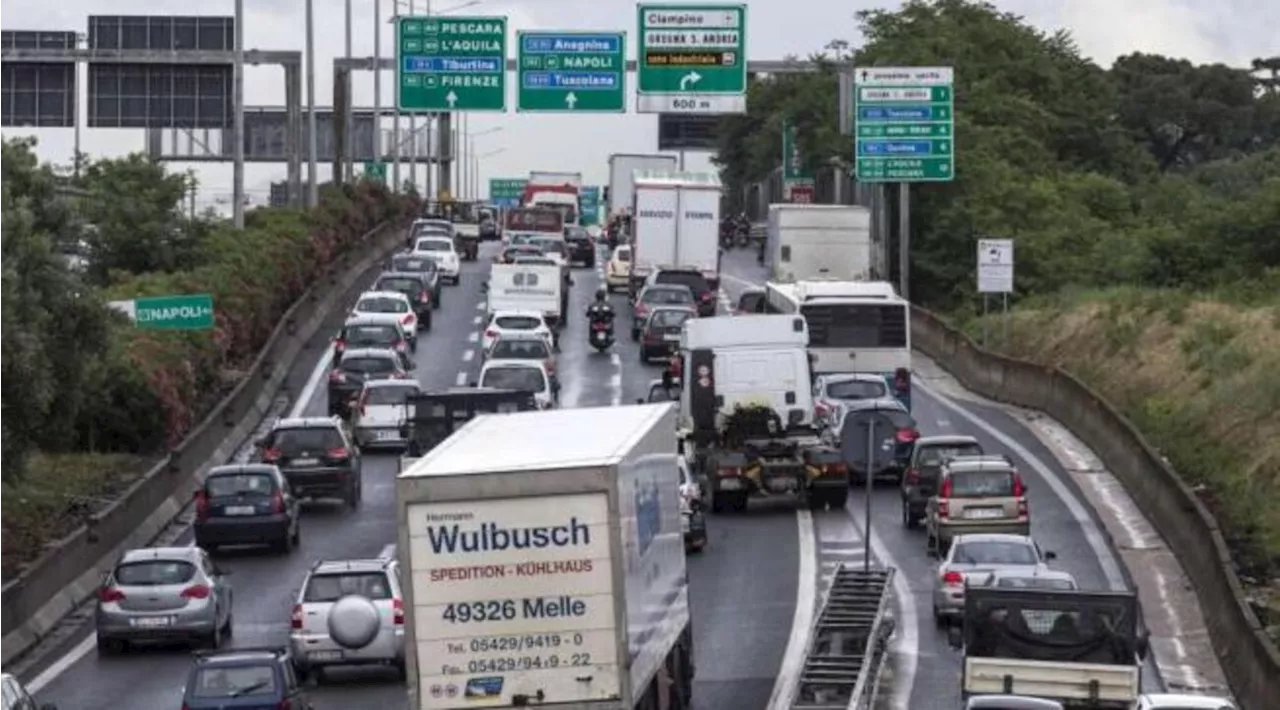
[962,657,1140,707]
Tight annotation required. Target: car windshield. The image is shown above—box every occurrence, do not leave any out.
[642,288,693,305]
[345,325,399,346]
[918,443,984,467]
[490,339,550,360]
[494,315,541,330]
[377,277,423,294]
[615,248,631,262]
[365,385,418,405]
[191,665,278,698]
[534,240,567,257]
[341,356,396,375]
[114,560,196,586]
[206,473,276,497]
[826,379,887,400]
[357,297,408,314]
[304,572,392,601]
[481,366,546,393]
[415,239,451,252]
[650,310,693,329]
[656,272,708,295]
[271,427,343,454]
[951,469,1016,497]
[392,255,437,273]
[993,576,1076,591]
[952,541,1039,566]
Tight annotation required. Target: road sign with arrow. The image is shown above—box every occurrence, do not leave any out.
[636,3,747,114]
[396,15,507,112]
[853,66,955,183]
[516,31,626,112]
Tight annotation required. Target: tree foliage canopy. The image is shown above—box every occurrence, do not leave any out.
[713,0,1280,307]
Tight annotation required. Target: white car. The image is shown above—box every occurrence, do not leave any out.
[353,379,422,450]
[351,291,418,339]
[1135,695,1237,710]
[410,218,453,239]
[476,359,556,409]
[290,556,406,681]
[412,236,461,284]
[482,310,554,353]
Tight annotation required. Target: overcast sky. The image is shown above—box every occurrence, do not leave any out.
[3,0,1274,211]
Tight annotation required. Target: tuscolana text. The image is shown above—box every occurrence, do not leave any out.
[425,518,591,554]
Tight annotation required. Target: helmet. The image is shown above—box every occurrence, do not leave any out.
[594,288,607,302]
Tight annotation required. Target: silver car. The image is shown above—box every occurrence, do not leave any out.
[290,556,406,680]
[94,546,233,652]
[931,533,1056,626]
[353,379,421,450]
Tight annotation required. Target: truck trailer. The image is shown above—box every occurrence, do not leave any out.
[607,154,678,218]
[765,204,872,282]
[630,171,722,295]
[396,404,695,710]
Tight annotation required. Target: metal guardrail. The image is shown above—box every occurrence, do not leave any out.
[790,566,896,710]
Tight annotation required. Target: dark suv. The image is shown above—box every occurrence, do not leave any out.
[327,347,414,418]
[182,647,311,710]
[256,417,363,508]
[193,464,302,553]
[650,268,716,316]
[563,226,595,268]
[374,271,434,329]
[386,253,442,307]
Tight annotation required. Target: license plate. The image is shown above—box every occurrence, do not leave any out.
[225,505,255,516]
[309,651,343,661]
[376,430,397,440]
[292,458,319,467]
[131,616,172,628]
[719,479,743,491]
[964,507,1005,520]
[663,334,680,342]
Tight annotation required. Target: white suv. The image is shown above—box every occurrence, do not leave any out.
[412,236,461,285]
[289,555,406,681]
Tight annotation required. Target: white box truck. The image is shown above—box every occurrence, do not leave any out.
[396,404,695,710]
[766,204,872,282]
[528,171,583,190]
[607,154,677,218]
[630,171,722,294]
[487,262,563,328]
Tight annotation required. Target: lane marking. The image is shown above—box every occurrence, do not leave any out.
[472,315,482,325]
[467,331,479,343]
[609,352,622,407]
[461,349,474,362]
[475,301,485,311]
[455,371,468,386]
[765,509,816,710]
[292,346,334,418]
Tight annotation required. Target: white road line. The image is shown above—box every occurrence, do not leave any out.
[467,331,479,343]
[765,510,817,710]
[27,634,95,693]
[291,346,334,417]
[472,315,482,325]
[461,349,475,362]
[609,352,622,407]
[475,301,486,311]
[455,371,468,386]
[915,380,1128,591]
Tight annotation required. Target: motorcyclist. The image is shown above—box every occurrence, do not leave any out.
[586,288,615,324]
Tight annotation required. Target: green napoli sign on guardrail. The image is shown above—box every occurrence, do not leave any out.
[108,294,216,331]
[517,31,626,112]
[397,15,508,112]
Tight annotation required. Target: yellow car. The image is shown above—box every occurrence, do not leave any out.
[605,245,632,292]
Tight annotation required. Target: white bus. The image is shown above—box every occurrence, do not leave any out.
[763,279,913,408]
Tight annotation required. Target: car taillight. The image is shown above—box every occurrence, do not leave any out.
[291,603,303,629]
[271,490,286,514]
[943,571,964,586]
[1012,472,1025,497]
[277,700,293,710]
[327,447,350,460]
[485,329,498,339]
[181,584,211,600]
[718,466,741,478]
[905,468,919,484]
[393,598,405,625]
[394,339,406,352]
[814,402,831,418]
[98,587,126,603]
[334,338,346,353]
[329,369,346,383]
[896,428,920,443]
[419,290,431,303]
[402,313,416,326]
[262,447,282,463]
[824,461,847,476]
[938,478,952,517]
[635,304,649,316]
[194,490,210,521]
[894,368,911,394]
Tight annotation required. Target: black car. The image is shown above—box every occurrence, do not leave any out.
[182,647,310,710]
[326,347,414,418]
[374,271,434,329]
[193,464,301,553]
[831,398,921,484]
[336,316,413,356]
[563,226,595,268]
[387,253,442,308]
[479,217,500,241]
[639,307,696,363]
[256,416,363,507]
[650,267,717,316]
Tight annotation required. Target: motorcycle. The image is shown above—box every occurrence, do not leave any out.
[735,222,750,247]
[588,315,615,352]
[719,223,736,249]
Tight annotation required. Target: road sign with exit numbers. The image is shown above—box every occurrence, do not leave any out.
[854,66,955,183]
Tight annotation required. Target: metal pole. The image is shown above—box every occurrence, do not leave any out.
[1002,292,1009,349]
[864,419,875,573]
[374,0,382,183]
[344,0,354,181]
[232,0,245,228]
[407,0,417,193]
[460,114,468,199]
[305,0,319,206]
[678,150,685,171]
[898,182,910,299]
[425,116,434,200]
[981,294,989,348]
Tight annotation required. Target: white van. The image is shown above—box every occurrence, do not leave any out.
[487,263,563,328]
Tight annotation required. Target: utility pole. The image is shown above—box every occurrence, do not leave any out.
[232,0,245,228]
[305,0,319,206]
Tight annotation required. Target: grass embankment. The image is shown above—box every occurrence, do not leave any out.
[969,283,1280,637]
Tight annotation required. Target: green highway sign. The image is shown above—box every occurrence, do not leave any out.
[396,16,507,112]
[636,4,747,114]
[128,294,215,331]
[782,119,814,201]
[854,66,955,183]
[580,185,602,225]
[517,31,626,112]
[488,178,527,207]
[364,162,386,183]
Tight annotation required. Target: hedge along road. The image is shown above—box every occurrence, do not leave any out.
[713,247,1188,710]
[28,241,811,710]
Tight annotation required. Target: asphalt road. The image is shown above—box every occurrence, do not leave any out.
[30,241,802,710]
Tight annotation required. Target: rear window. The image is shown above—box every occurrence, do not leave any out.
[825,379,887,400]
[345,325,398,344]
[365,385,418,405]
[495,315,541,330]
[491,339,550,360]
[191,665,278,698]
[656,272,709,295]
[206,473,276,497]
[642,288,693,305]
[377,277,423,293]
[650,310,693,328]
[481,366,546,393]
[615,248,631,262]
[357,297,408,313]
[415,239,451,252]
[918,443,984,467]
[304,572,393,602]
[341,356,396,375]
[565,227,590,241]
[950,469,1016,497]
[271,427,343,454]
[115,560,197,586]
[952,541,1038,566]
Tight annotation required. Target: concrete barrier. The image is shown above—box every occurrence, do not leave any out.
[912,305,1280,710]
[0,219,410,665]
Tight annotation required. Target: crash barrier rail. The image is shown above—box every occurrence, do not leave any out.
[911,305,1280,710]
[790,566,895,710]
[1,219,411,666]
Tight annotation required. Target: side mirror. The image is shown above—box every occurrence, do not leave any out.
[1044,550,1057,561]
[946,625,963,650]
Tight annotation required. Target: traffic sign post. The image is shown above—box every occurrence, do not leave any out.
[109,294,216,331]
[782,119,814,202]
[976,238,1014,348]
[488,178,527,208]
[635,4,748,114]
[517,31,626,112]
[396,16,507,112]
[853,66,955,183]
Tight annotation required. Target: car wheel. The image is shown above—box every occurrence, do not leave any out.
[223,610,234,637]
[639,349,648,363]
[395,660,408,681]
[422,313,432,332]
[291,520,301,546]
[204,618,223,650]
[346,482,360,509]
[902,502,914,528]
[630,328,639,342]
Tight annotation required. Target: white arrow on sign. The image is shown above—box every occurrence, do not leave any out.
[445,91,458,107]
[679,71,702,91]
[565,92,578,109]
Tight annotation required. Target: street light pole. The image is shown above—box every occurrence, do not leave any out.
[374,0,382,183]
[344,0,354,181]
[305,0,319,206]
[407,0,416,192]
[232,0,245,227]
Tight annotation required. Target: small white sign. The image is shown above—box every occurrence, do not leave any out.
[977,239,1014,293]
[636,93,746,114]
[107,299,137,321]
[854,66,954,86]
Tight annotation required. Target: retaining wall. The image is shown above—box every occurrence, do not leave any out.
[1,220,409,664]
[912,305,1280,710]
